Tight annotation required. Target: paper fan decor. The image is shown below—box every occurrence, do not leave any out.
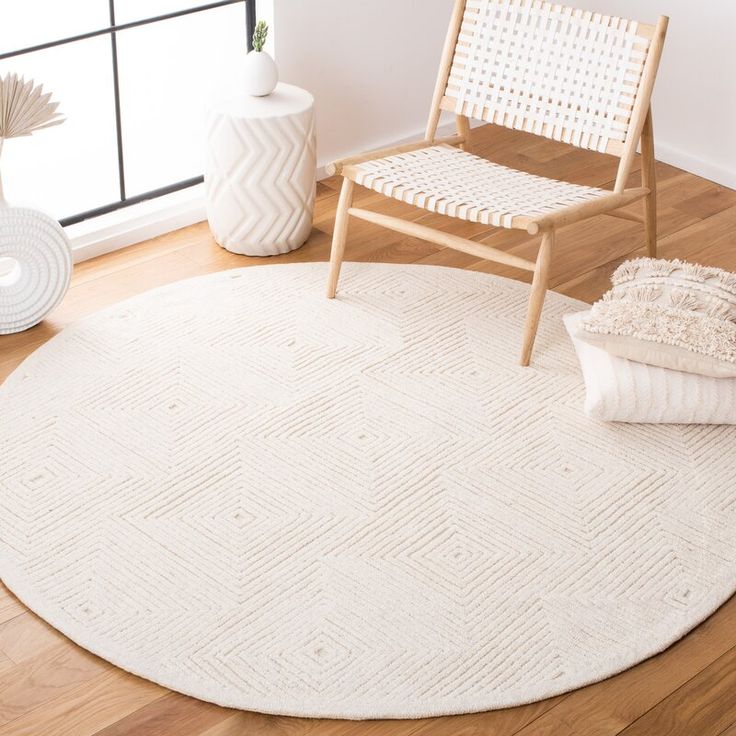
[0,73,64,140]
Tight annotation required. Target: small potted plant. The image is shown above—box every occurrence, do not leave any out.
[244,20,278,97]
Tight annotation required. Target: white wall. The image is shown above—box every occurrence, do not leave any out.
[267,0,736,188]
[70,0,736,260]
[67,0,453,260]
[583,0,736,189]
[266,0,453,172]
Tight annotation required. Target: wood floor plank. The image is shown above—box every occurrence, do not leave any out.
[555,254,632,304]
[0,671,165,736]
[672,184,736,220]
[90,692,232,736]
[60,249,206,319]
[655,171,724,209]
[0,612,69,664]
[658,206,736,268]
[0,123,735,735]
[0,644,109,725]
[305,717,426,736]
[511,597,736,736]
[555,206,735,303]
[71,223,214,287]
[197,710,321,736]
[0,654,12,677]
[0,585,25,627]
[616,645,736,736]
[405,697,565,736]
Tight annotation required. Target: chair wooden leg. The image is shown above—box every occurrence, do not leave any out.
[641,108,658,258]
[456,114,471,151]
[643,189,657,259]
[326,178,355,299]
[520,230,554,367]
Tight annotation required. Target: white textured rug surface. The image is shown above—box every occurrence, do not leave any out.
[1,263,735,720]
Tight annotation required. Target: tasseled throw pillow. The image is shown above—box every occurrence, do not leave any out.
[575,258,736,378]
[564,312,736,424]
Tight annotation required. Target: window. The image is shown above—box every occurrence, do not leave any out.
[0,0,256,225]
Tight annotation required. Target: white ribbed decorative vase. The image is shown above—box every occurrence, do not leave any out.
[0,187,72,335]
[205,83,316,257]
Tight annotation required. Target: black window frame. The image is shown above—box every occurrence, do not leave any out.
[0,0,257,226]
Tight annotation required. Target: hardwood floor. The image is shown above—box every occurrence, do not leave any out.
[1,123,736,735]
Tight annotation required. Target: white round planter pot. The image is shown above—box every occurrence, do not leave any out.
[243,51,279,97]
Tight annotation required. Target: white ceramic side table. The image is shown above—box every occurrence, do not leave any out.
[205,83,316,256]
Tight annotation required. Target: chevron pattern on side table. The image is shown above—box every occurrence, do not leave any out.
[1,263,735,720]
[205,84,317,256]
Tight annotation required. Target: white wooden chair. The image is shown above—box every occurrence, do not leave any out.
[326,0,668,366]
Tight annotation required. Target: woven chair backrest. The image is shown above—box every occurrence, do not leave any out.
[443,0,655,155]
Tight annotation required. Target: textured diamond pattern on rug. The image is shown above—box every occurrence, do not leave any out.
[0,263,735,720]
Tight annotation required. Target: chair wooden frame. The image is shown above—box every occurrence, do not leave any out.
[326,0,669,365]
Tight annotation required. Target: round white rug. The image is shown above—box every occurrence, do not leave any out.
[1,263,735,720]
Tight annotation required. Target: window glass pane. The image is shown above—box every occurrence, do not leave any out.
[0,0,108,53]
[114,0,222,25]
[0,38,120,219]
[116,4,247,195]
